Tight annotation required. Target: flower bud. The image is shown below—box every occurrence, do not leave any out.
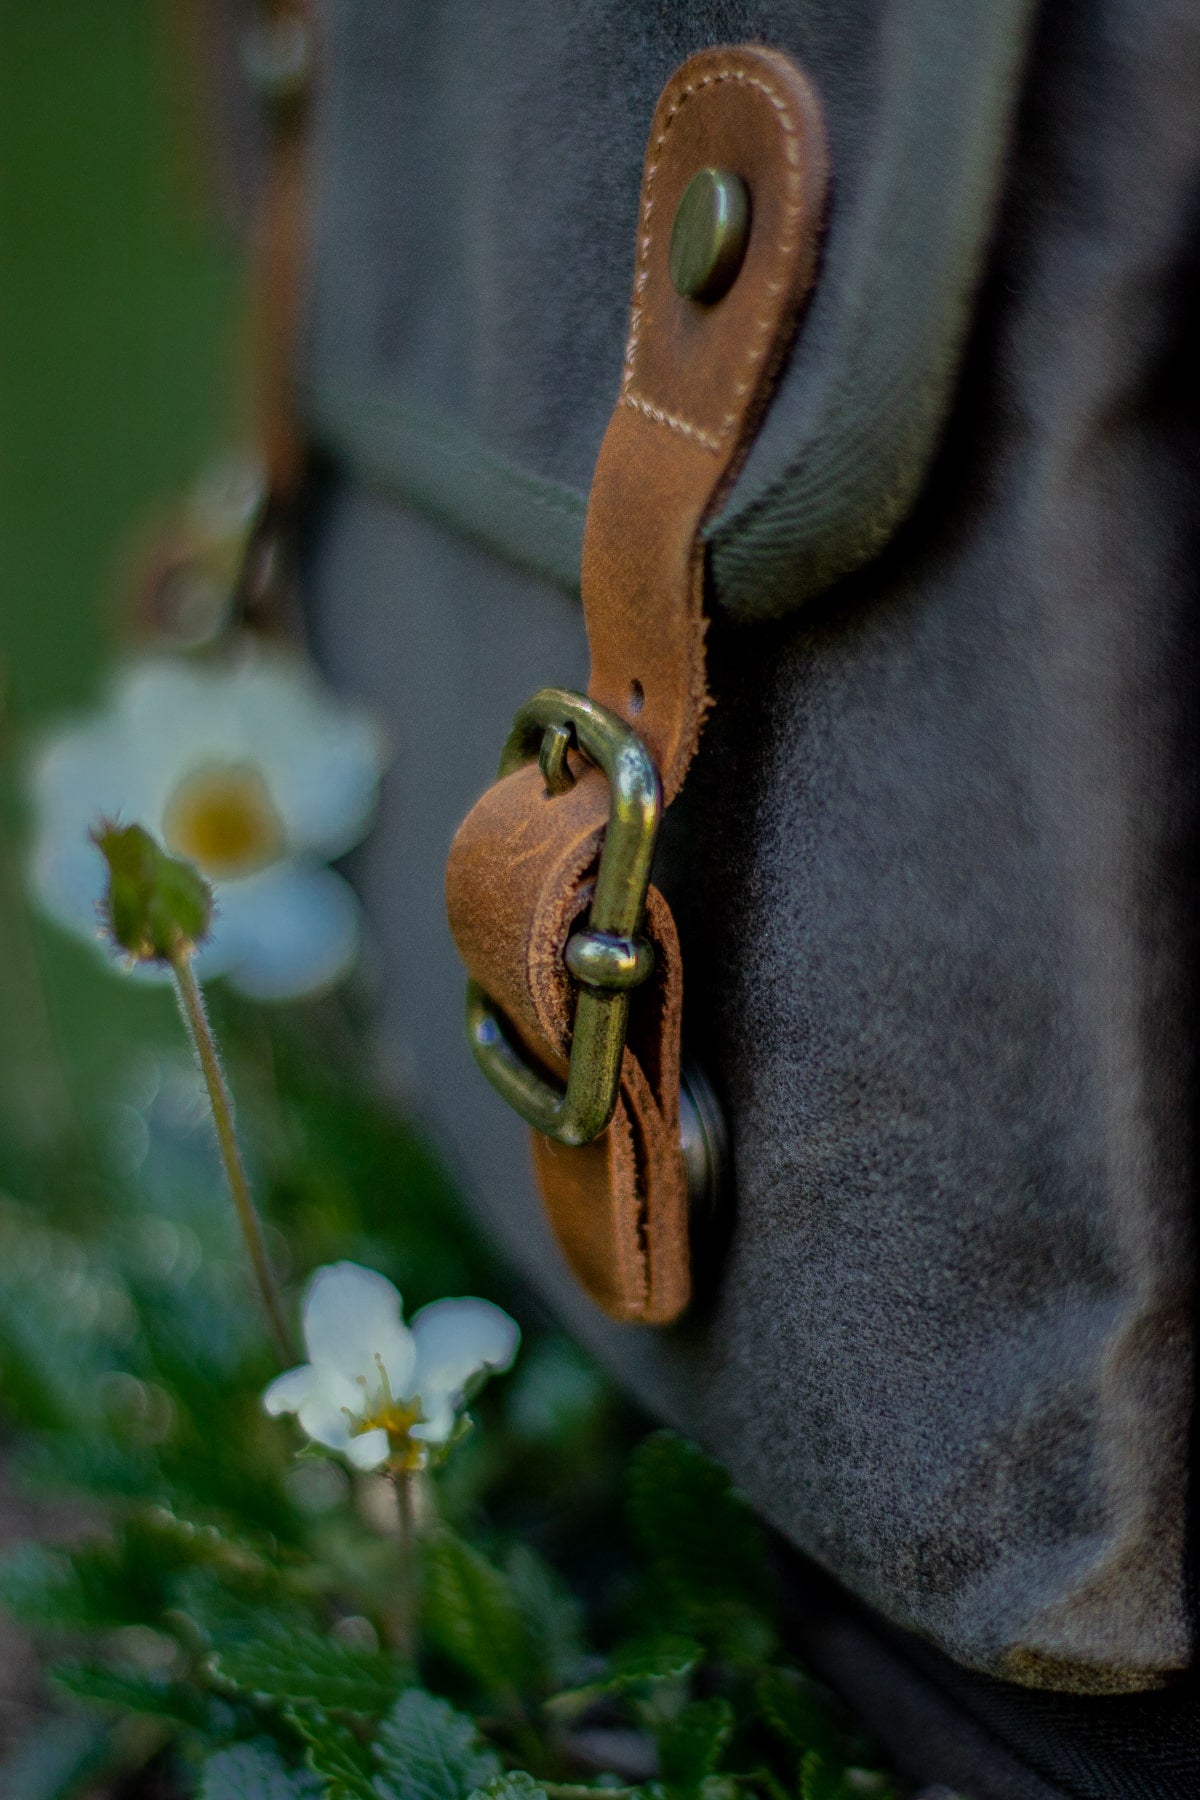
[91,821,213,964]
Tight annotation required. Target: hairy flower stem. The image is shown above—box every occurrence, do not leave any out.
[170,946,294,1364]
[392,1468,417,1661]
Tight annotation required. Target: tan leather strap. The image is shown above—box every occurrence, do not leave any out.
[447,45,826,1324]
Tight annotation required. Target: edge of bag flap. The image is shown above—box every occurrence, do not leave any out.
[304,0,1035,620]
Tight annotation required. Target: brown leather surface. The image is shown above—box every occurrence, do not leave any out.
[446,45,827,1323]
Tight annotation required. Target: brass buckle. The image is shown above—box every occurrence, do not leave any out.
[465,687,661,1147]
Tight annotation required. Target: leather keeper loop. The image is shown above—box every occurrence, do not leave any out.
[446,45,827,1324]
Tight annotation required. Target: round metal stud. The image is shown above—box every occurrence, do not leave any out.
[669,168,751,303]
[679,1060,728,1224]
[564,929,655,991]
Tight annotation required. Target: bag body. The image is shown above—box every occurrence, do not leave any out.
[300,0,1200,1787]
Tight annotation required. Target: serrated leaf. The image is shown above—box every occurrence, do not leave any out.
[373,1689,501,1800]
[627,1436,775,1658]
[544,1633,703,1725]
[755,1669,841,1765]
[504,1543,587,1691]
[211,1624,408,1717]
[608,1636,703,1691]
[469,1777,547,1800]
[422,1531,531,1699]
[657,1698,733,1792]
[52,1656,210,1726]
[287,1708,376,1799]
[199,1740,322,1798]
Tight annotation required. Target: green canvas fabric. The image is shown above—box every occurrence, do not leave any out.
[304,0,1033,616]
[300,0,1200,1764]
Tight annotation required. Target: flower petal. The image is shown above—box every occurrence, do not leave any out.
[296,1387,356,1453]
[262,1364,318,1417]
[411,1396,456,1446]
[231,657,386,858]
[344,1428,391,1471]
[211,864,361,1000]
[410,1298,520,1418]
[263,1361,363,1453]
[302,1262,417,1397]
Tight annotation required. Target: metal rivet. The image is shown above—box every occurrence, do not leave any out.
[564,929,655,991]
[669,168,751,303]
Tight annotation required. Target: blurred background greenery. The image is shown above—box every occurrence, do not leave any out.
[0,0,245,1147]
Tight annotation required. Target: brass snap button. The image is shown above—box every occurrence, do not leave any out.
[669,168,751,302]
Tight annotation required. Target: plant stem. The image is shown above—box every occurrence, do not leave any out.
[393,1468,417,1661]
[170,946,294,1364]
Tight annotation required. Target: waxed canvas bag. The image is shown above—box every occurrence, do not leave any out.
[286,1,1200,1792]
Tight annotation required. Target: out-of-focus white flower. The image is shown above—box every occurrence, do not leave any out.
[262,1262,520,1473]
[28,649,386,1000]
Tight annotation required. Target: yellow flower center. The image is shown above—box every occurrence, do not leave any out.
[162,762,284,879]
[351,1377,427,1473]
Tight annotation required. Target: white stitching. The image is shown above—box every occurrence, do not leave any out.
[620,62,807,451]
[621,392,722,450]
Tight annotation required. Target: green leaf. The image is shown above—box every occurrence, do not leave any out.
[657,1698,733,1792]
[373,1689,501,1800]
[545,1634,703,1724]
[52,1657,211,1727]
[469,1777,548,1800]
[755,1669,842,1765]
[199,1740,322,1799]
[799,1757,839,1800]
[504,1542,587,1691]
[210,1624,409,1718]
[422,1531,531,1699]
[797,1754,899,1800]
[626,1435,775,1658]
[607,1636,703,1692]
[287,1709,376,1799]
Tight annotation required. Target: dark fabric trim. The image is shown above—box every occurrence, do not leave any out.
[707,0,1036,619]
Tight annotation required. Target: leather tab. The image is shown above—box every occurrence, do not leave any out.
[446,46,826,1324]
[585,47,827,801]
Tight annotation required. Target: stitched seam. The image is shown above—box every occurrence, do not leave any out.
[622,392,721,450]
[620,62,806,451]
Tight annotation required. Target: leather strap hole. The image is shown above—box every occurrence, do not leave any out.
[628,679,645,715]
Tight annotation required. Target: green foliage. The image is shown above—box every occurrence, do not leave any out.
[422,1531,533,1701]
[373,1690,502,1800]
[502,1542,587,1693]
[52,1656,214,1727]
[756,1668,843,1766]
[0,959,904,1799]
[627,1434,776,1662]
[657,1697,734,1792]
[287,1710,376,1799]
[607,1635,704,1692]
[469,1776,547,1800]
[799,1755,896,1800]
[199,1741,323,1799]
[211,1624,410,1719]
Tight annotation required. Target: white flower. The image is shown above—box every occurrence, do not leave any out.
[28,648,386,1000]
[262,1262,520,1473]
